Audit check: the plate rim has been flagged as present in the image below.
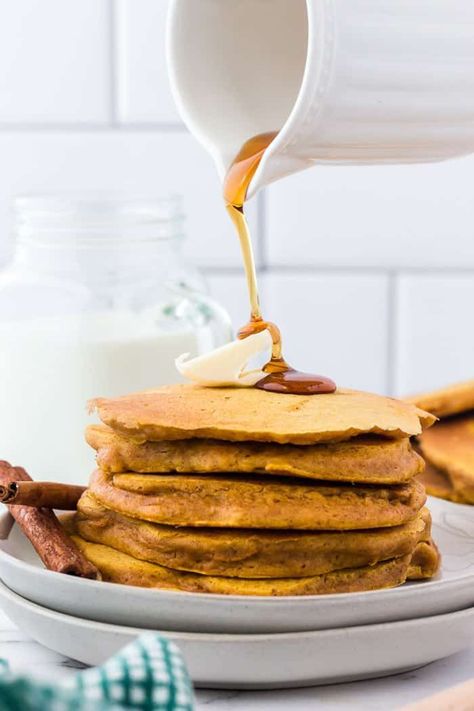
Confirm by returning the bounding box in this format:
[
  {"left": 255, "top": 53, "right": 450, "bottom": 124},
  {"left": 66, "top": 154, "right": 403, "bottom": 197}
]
[{"left": 0, "top": 576, "right": 473, "bottom": 643}]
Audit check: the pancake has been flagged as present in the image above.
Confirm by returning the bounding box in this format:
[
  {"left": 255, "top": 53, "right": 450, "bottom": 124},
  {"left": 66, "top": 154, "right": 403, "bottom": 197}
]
[
  {"left": 86, "top": 425, "right": 424, "bottom": 484},
  {"left": 418, "top": 461, "right": 458, "bottom": 503},
  {"left": 62, "top": 521, "right": 439, "bottom": 595},
  {"left": 417, "top": 414, "right": 474, "bottom": 504},
  {"left": 89, "top": 469, "right": 426, "bottom": 530},
  {"left": 406, "top": 539, "right": 440, "bottom": 580},
  {"left": 75, "top": 491, "right": 430, "bottom": 578},
  {"left": 90, "top": 384, "right": 435, "bottom": 445},
  {"left": 408, "top": 379, "right": 474, "bottom": 419}
]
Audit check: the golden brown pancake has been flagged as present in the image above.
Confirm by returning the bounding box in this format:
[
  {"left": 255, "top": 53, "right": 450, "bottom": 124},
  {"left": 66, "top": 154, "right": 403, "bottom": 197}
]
[
  {"left": 417, "top": 414, "right": 474, "bottom": 504},
  {"left": 408, "top": 379, "right": 474, "bottom": 419},
  {"left": 75, "top": 491, "right": 430, "bottom": 578},
  {"left": 406, "top": 539, "right": 441, "bottom": 580},
  {"left": 90, "top": 384, "right": 434, "bottom": 445},
  {"left": 62, "top": 520, "right": 440, "bottom": 595},
  {"left": 86, "top": 425, "right": 424, "bottom": 484},
  {"left": 418, "top": 461, "right": 458, "bottom": 503},
  {"left": 89, "top": 469, "right": 427, "bottom": 530}
]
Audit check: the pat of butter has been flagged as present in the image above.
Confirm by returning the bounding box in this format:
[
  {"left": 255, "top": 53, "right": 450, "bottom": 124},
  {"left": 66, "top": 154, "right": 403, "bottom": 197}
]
[{"left": 176, "top": 329, "right": 272, "bottom": 387}]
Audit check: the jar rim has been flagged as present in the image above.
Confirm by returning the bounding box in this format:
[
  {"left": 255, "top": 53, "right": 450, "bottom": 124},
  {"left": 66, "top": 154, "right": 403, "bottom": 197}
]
[{"left": 13, "top": 192, "right": 186, "bottom": 247}]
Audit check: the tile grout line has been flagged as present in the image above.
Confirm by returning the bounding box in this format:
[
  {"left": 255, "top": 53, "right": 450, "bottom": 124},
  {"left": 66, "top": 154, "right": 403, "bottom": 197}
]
[
  {"left": 234, "top": 265, "right": 474, "bottom": 276},
  {"left": 200, "top": 265, "right": 474, "bottom": 276},
  {"left": 108, "top": 0, "right": 118, "bottom": 126},
  {"left": 0, "top": 122, "right": 187, "bottom": 132},
  {"left": 256, "top": 189, "right": 268, "bottom": 271},
  {"left": 386, "top": 270, "right": 398, "bottom": 397}
]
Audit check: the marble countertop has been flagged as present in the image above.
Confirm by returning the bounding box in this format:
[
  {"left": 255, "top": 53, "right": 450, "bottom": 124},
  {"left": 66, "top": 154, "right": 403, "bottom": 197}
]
[{"left": 1, "top": 609, "right": 473, "bottom": 710}]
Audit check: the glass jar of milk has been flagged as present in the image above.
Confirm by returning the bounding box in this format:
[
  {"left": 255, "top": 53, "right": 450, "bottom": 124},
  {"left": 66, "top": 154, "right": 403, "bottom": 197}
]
[{"left": 0, "top": 194, "right": 231, "bottom": 483}]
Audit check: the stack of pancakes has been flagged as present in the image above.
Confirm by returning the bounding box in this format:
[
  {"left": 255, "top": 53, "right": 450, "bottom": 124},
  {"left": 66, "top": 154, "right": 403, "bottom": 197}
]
[
  {"left": 409, "top": 379, "right": 474, "bottom": 504},
  {"left": 65, "top": 385, "right": 441, "bottom": 595}
]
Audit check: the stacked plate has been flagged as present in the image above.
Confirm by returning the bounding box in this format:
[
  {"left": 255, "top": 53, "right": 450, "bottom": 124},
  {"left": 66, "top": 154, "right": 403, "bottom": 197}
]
[{"left": 0, "top": 496, "right": 473, "bottom": 689}]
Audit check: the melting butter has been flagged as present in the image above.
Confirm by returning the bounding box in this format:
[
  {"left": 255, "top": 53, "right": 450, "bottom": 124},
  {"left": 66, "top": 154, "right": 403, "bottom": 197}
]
[{"left": 175, "top": 330, "right": 272, "bottom": 387}]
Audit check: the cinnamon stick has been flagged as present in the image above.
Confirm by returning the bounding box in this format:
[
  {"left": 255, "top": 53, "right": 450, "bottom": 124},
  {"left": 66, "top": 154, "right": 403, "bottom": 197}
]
[
  {"left": 0, "top": 461, "right": 99, "bottom": 579},
  {"left": 0, "top": 481, "right": 86, "bottom": 509}
]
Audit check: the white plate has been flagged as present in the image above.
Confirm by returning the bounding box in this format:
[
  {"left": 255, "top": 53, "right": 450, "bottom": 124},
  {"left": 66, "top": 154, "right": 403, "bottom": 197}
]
[
  {"left": 0, "top": 579, "right": 473, "bottom": 690},
  {"left": 0, "top": 497, "right": 473, "bottom": 634}
]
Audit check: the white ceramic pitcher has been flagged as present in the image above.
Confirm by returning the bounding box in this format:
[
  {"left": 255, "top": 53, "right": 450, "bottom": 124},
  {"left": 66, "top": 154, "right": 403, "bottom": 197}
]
[{"left": 167, "top": 0, "right": 474, "bottom": 199}]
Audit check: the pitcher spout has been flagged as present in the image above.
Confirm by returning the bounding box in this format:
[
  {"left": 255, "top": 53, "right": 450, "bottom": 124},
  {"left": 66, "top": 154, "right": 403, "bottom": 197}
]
[{"left": 168, "top": 0, "right": 474, "bottom": 198}]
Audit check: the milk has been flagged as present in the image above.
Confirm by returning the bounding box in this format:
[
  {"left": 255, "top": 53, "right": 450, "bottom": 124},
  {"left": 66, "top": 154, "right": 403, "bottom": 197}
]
[{"left": 0, "top": 311, "right": 210, "bottom": 483}]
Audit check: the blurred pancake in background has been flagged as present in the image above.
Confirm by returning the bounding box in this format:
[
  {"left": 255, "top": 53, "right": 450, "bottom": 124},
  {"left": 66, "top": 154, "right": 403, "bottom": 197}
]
[
  {"left": 408, "top": 378, "right": 474, "bottom": 419},
  {"left": 409, "top": 380, "right": 474, "bottom": 505}
]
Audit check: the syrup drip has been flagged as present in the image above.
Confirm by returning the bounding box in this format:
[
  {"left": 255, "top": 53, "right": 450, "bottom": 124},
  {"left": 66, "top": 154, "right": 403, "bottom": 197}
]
[{"left": 224, "top": 132, "right": 336, "bottom": 395}]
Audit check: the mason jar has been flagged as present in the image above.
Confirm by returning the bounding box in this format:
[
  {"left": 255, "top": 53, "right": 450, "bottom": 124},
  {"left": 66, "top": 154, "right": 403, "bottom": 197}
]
[{"left": 0, "top": 194, "right": 231, "bottom": 483}]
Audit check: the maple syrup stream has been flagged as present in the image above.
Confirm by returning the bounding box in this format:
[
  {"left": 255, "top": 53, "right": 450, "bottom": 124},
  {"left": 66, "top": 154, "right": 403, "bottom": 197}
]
[{"left": 224, "top": 132, "right": 336, "bottom": 395}]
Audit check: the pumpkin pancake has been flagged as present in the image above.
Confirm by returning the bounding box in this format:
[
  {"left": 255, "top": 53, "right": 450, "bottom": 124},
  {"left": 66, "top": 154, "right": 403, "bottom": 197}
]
[
  {"left": 407, "top": 539, "right": 441, "bottom": 580},
  {"left": 86, "top": 425, "right": 424, "bottom": 484},
  {"left": 417, "top": 414, "right": 474, "bottom": 504},
  {"left": 418, "top": 461, "right": 458, "bottom": 503},
  {"left": 61, "top": 520, "right": 439, "bottom": 595},
  {"left": 89, "top": 469, "right": 426, "bottom": 530},
  {"left": 75, "top": 491, "right": 430, "bottom": 578},
  {"left": 90, "top": 384, "right": 434, "bottom": 445},
  {"left": 408, "top": 379, "right": 474, "bottom": 419}
]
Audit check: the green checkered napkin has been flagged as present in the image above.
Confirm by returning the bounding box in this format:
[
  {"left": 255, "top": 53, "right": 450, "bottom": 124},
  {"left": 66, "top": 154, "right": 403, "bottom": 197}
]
[{"left": 0, "top": 633, "right": 194, "bottom": 711}]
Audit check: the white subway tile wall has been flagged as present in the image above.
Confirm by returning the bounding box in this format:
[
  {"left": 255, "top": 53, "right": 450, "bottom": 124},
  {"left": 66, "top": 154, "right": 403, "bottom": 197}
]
[
  {"left": 394, "top": 274, "right": 474, "bottom": 397},
  {"left": 0, "top": 0, "right": 471, "bottom": 396},
  {"left": 115, "top": 0, "right": 180, "bottom": 124},
  {"left": 266, "top": 158, "right": 474, "bottom": 270},
  {"left": 0, "top": 0, "right": 111, "bottom": 124},
  {"left": 263, "top": 273, "right": 390, "bottom": 395}
]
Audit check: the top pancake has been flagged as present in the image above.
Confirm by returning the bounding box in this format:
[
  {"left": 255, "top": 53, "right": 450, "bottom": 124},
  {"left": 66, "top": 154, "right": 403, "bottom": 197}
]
[
  {"left": 408, "top": 379, "right": 474, "bottom": 419},
  {"left": 91, "top": 384, "right": 434, "bottom": 445}
]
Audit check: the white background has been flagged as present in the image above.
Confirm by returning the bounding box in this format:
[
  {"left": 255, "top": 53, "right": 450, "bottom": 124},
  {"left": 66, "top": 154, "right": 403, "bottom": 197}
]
[{"left": 0, "top": 0, "right": 473, "bottom": 397}]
